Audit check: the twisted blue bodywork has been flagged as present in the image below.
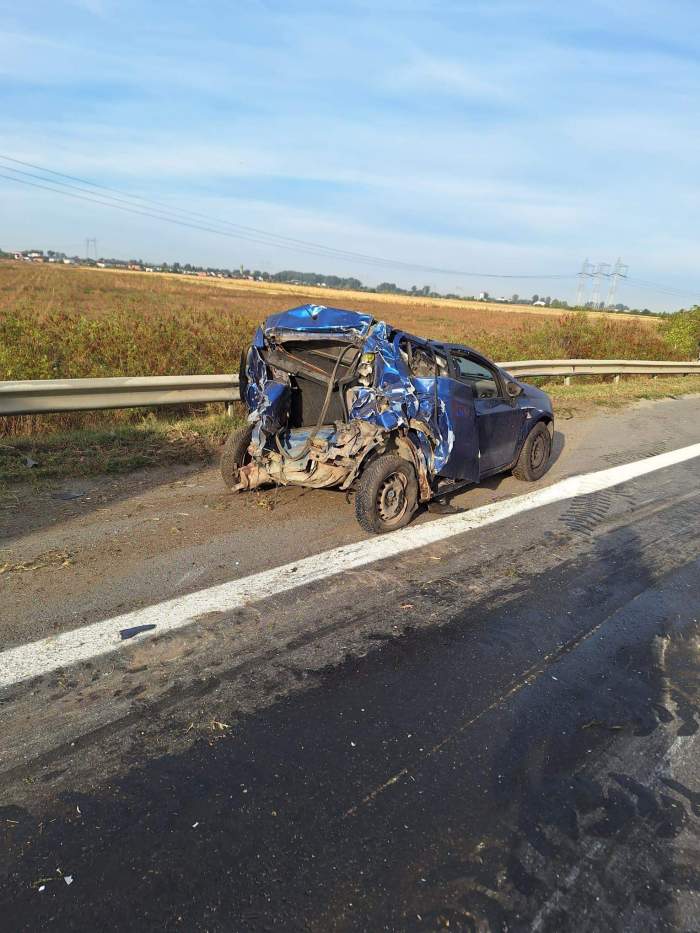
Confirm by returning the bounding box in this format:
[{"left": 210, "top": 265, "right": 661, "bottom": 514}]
[{"left": 237, "top": 304, "right": 553, "bottom": 497}]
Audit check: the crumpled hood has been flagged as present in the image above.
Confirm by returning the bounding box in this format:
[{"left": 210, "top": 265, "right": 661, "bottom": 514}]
[{"left": 262, "top": 304, "right": 375, "bottom": 342}]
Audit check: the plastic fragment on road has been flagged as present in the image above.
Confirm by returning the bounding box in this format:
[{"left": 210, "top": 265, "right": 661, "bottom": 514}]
[{"left": 119, "top": 623, "right": 157, "bottom": 640}]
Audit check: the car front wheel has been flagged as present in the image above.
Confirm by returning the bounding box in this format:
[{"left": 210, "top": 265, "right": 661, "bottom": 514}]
[
  {"left": 512, "top": 421, "right": 552, "bottom": 481},
  {"left": 355, "top": 454, "right": 419, "bottom": 534}
]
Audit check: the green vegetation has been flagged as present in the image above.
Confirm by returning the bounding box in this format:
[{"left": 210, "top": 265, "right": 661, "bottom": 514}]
[
  {"left": 0, "top": 411, "right": 241, "bottom": 490},
  {"left": 660, "top": 306, "right": 700, "bottom": 358}
]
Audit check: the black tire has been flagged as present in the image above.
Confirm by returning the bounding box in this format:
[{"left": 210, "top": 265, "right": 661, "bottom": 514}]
[
  {"left": 355, "top": 454, "right": 418, "bottom": 534},
  {"left": 221, "top": 424, "right": 254, "bottom": 488},
  {"left": 512, "top": 421, "right": 552, "bottom": 481}
]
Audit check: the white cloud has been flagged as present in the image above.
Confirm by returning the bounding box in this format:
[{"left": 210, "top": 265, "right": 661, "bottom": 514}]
[{"left": 387, "top": 51, "right": 510, "bottom": 102}]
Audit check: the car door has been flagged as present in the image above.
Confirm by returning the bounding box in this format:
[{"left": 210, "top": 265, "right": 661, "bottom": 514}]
[
  {"left": 449, "top": 348, "right": 525, "bottom": 474},
  {"left": 396, "top": 335, "right": 479, "bottom": 483}
]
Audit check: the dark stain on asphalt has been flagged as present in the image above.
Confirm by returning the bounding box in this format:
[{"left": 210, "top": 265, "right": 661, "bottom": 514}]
[{"left": 1, "top": 525, "right": 699, "bottom": 930}]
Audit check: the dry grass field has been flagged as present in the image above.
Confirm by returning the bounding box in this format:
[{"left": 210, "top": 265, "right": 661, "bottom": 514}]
[
  {"left": 1, "top": 260, "right": 694, "bottom": 486},
  {"left": 0, "top": 259, "right": 657, "bottom": 336},
  {"left": 1, "top": 260, "right": 671, "bottom": 382}
]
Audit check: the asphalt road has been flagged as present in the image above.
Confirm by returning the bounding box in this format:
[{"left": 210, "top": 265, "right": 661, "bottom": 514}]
[{"left": 1, "top": 395, "right": 699, "bottom": 931}]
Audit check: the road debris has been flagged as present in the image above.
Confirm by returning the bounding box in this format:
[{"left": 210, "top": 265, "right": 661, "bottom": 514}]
[
  {"left": 581, "top": 719, "right": 624, "bottom": 731},
  {"left": 119, "top": 624, "right": 157, "bottom": 640},
  {"left": 0, "top": 549, "right": 74, "bottom": 574}
]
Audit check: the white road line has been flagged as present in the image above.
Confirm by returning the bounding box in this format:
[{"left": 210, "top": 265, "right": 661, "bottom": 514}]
[{"left": 2, "top": 443, "right": 700, "bottom": 691}]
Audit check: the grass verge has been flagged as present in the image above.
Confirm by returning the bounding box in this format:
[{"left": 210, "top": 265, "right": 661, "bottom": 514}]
[
  {"left": 543, "top": 374, "right": 700, "bottom": 409},
  {"left": 1, "top": 377, "right": 698, "bottom": 491},
  {"left": 0, "top": 411, "right": 242, "bottom": 491}
]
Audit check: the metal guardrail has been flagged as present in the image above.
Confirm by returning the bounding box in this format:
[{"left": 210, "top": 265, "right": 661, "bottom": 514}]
[
  {"left": 1, "top": 360, "right": 699, "bottom": 416},
  {"left": 0, "top": 375, "right": 240, "bottom": 416},
  {"left": 500, "top": 359, "right": 700, "bottom": 378}
]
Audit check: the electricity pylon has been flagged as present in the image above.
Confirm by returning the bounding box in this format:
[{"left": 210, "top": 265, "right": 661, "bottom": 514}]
[
  {"left": 590, "top": 262, "right": 611, "bottom": 309},
  {"left": 575, "top": 259, "right": 594, "bottom": 307},
  {"left": 606, "top": 258, "right": 629, "bottom": 308}
]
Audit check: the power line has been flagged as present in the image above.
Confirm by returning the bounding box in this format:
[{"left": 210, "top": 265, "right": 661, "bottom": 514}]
[
  {"left": 3, "top": 152, "right": 698, "bottom": 301},
  {"left": 0, "top": 154, "right": 572, "bottom": 281},
  {"left": 0, "top": 164, "right": 406, "bottom": 270},
  {"left": 0, "top": 171, "right": 418, "bottom": 270},
  {"left": 0, "top": 153, "right": 416, "bottom": 268},
  {"left": 626, "top": 277, "right": 698, "bottom": 299}
]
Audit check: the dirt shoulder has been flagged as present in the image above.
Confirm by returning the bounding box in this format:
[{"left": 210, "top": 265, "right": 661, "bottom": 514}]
[{"left": 2, "top": 394, "right": 699, "bottom": 655}]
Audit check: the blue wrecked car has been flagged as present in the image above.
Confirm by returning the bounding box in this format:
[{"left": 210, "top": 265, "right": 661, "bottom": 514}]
[{"left": 221, "top": 304, "right": 554, "bottom": 533}]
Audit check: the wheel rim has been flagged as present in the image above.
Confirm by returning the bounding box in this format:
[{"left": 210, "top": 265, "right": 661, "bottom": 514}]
[
  {"left": 377, "top": 471, "right": 408, "bottom": 524},
  {"left": 530, "top": 432, "right": 549, "bottom": 471}
]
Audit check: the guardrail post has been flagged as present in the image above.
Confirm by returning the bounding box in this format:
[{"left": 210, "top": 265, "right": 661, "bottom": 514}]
[
  {"left": 564, "top": 376, "right": 571, "bottom": 386},
  {"left": 225, "top": 402, "right": 235, "bottom": 417},
  {"left": 613, "top": 374, "right": 620, "bottom": 384}
]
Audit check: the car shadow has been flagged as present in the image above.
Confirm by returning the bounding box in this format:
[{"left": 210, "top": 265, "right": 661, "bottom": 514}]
[
  {"left": 550, "top": 429, "right": 566, "bottom": 467},
  {"left": 414, "top": 428, "right": 567, "bottom": 520}
]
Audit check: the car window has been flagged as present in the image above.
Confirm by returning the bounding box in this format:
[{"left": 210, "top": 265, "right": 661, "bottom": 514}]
[
  {"left": 398, "top": 337, "right": 448, "bottom": 377},
  {"left": 450, "top": 351, "right": 501, "bottom": 398}
]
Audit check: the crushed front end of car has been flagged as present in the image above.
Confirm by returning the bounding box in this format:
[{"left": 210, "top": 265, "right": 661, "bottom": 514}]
[{"left": 229, "top": 304, "right": 454, "bottom": 504}]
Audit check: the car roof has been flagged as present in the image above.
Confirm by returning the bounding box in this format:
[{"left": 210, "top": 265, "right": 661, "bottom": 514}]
[{"left": 435, "top": 340, "right": 484, "bottom": 357}]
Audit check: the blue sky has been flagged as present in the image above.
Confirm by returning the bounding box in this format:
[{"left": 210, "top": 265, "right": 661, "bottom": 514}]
[{"left": 1, "top": 0, "right": 699, "bottom": 309}]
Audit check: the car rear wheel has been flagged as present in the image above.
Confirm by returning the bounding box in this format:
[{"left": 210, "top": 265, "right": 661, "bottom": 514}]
[
  {"left": 221, "top": 424, "right": 254, "bottom": 488},
  {"left": 355, "top": 454, "right": 418, "bottom": 534},
  {"left": 512, "top": 421, "right": 552, "bottom": 481}
]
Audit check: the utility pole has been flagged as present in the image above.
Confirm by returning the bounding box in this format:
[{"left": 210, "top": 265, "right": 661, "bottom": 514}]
[
  {"left": 606, "top": 258, "right": 629, "bottom": 308},
  {"left": 590, "top": 262, "right": 611, "bottom": 309},
  {"left": 84, "top": 237, "right": 97, "bottom": 260},
  {"left": 575, "top": 258, "right": 594, "bottom": 307}
]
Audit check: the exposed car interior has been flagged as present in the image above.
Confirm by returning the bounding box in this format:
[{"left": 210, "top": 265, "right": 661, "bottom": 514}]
[{"left": 263, "top": 339, "right": 361, "bottom": 428}]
